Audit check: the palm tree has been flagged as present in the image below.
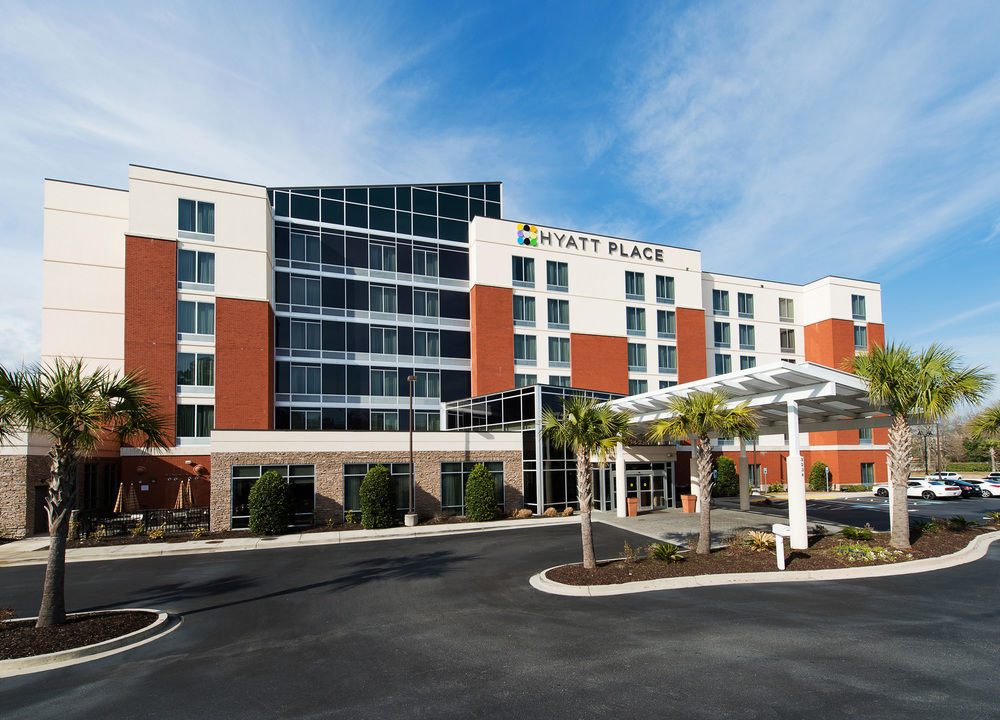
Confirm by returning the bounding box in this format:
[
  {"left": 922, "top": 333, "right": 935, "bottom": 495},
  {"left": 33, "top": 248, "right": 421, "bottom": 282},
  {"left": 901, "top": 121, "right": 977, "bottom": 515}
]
[
  {"left": 541, "top": 396, "right": 632, "bottom": 570},
  {"left": 851, "top": 343, "right": 992, "bottom": 549},
  {"left": 0, "top": 359, "right": 169, "bottom": 627},
  {"left": 969, "top": 403, "right": 1000, "bottom": 472},
  {"left": 647, "top": 390, "right": 758, "bottom": 555}
]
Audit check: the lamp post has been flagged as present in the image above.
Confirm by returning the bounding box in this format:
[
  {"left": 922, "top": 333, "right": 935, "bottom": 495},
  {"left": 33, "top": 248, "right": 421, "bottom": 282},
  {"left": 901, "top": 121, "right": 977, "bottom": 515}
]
[{"left": 405, "top": 374, "right": 418, "bottom": 527}]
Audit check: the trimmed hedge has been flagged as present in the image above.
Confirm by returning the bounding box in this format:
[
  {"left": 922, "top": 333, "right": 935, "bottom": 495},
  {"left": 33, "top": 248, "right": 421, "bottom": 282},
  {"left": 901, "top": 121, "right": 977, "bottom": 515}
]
[
  {"left": 248, "top": 471, "right": 292, "bottom": 535},
  {"left": 946, "top": 462, "right": 990, "bottom": 472},
  {"left": 464, "top": 463, "right": 497, "bottom": 521},
  {"left": 712, "top": 457, "right": 739, "bottom": 497},
  {"left": 360, "top": 464, "right": 396, "bottom": 529},
  {"left": 809, "top": 461, "right": 830, "bottom": 491}
]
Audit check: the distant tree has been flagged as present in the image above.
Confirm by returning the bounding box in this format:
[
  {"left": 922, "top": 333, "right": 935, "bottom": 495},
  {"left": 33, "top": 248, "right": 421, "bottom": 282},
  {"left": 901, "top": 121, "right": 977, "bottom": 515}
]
[
  {"left": 969, "top": 403, "right": 1000, "bottom": 472},
  {"left": 808, "top": 461, "right": 830, "bottom": 491},
  {"left": 712, "top": 457, "right": 739, "bottom": 497}
]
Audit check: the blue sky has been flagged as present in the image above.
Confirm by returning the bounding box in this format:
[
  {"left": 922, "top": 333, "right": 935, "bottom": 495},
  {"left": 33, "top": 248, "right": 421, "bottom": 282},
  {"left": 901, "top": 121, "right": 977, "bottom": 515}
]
[{"left": 1, "top": 0, "right": 999, "bottom": 401}]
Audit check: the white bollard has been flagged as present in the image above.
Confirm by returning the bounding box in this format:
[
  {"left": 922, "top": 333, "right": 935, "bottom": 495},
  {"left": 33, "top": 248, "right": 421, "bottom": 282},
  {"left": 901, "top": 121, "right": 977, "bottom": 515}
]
[{"left": 772, "top": 523, "right": 792, "bottom": 570}]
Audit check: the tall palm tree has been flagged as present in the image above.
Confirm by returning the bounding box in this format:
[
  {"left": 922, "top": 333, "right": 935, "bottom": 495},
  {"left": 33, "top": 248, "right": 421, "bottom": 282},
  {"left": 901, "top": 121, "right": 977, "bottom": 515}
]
[
  {"left": 969, "top": 403, "right": 1000, "bottom": 472},
  {"left": 647, "top": 390, "right": 758, "bottom": 555},
  {"left": 541, "top": 395, "right": 632, "bottom": 570},
  {"left": 851, "top": 343, "right": 992, "bottom": 549},
  {"left": 0, "top": 359, "right": 169, "bottom": 627}
]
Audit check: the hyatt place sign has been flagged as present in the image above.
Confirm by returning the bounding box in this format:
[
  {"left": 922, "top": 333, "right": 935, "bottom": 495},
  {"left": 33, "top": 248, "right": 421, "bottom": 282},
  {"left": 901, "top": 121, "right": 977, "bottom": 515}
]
[{"left": 515, "top": 224, "right": 665, "bottom": 263}]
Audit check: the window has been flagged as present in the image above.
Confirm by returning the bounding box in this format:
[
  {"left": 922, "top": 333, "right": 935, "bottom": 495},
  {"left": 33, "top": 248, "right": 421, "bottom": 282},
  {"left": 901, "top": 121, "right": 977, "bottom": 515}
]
[
  {"left": 290, "top": 320, "right": 321, "bottom": 350},
  {"left": 854, "top": 325, "right": 868, "bottom": 350},
  {"left": 414, "top": 412, "right": 440, "bottom": 431},
  {"left": 514, "top": 334, "right": 537, "bottom": 364},
  {"left": 369, "top": 243, "right": 396, "bottom": 271},
  {"left": 513, "top": 295, "right": 535, "bottom": 327},
  {"left": 627, "top": 343, "right": 647, "bottom": 372},
  {"left": 712, "top": 289, "right": 729, "bottom": 315},
  {"left": 852, "top": 294, "right": 867, "bottom": 320},
  {"left": 626, "top": 307, "right": 646, "bottom": 336},
  {"left": 370, "top": 369, "right": 398, "bottom": 396},
  {"left": 290, "top": 275, "right": 321, "bottom": 307},
  {"left": 715, "top": 353, "right": 732, "bottom": 374},
  {"left": 546, "top": 260, "right": 568, "bottom": 291},
  {"left": 178, "top": 199, "right": 214, "bottom": 236},
  {"left": 739, "top": 324, "right": 755, "bottom": 350},
  {"left": 177, "top": 353, "right": 214, "bottom": 387},
  {"left": 370, "top": 284, "right": 397, "bottom": 313},
  {"left": 414, "top": 330, "right": 439, "bottom": 357},
  {"left": 370, "top": 326, "right": 398, "bottom": 355},
  {"left": 370, "top": 411, "right": 398, "bottom": 431},
  {"left": 658, "top": 345, "right": 677, "bottom": 373},
  {"left": 177, "top": 249, "right": 215, "bottom": 285},
  {"left": 176, "top": 404, "right": 214, "bottom": 438},
  {"left": 779, "top": 297, "right": 795, "bottom": 323},
  {"left": 628, "top": 379, "right": 648, "bottom": 395},
  {"left": 177, "top": 301, "right": 214, "bottom": 336},
  {"left": 780, "top": 328, "right": 796, "bottom": 354},
  {"left": 548, "top": 299, "right": 569, "bottom": 329},
  {"left": 549, "top": 375, "right": 571, "bottom": 387},
  {"left": 344, "top": 463, "right": 410, "bottom": 512},
  {"left": 413, "top": 248, "right": 438, "bottom": 277},
  {"left": 290, "top": 364, "right": 322, "bottom": 394},
  {"left": 713, "top": 322, "right": 731, "bottom": 348},
  {"left": 441, "top": 461, "right": 504, "bottom": 512},
  {"left": 512, "top": 256, "right": 535, "bottom": 287},
  {"left": 231, "top": 464, "right": 316, "bottom": 528},
  {"left": 656, "top": 275, "right": 675, "bottom": 304},
  {"left": 548, "top": 337, "right": 570, "bottom": 366},
  {"left": 625, "top": 271, "right": 644, "bottom": 300},
  {"left": 657, "top": 309, "right": 676, "bottom": 338},
  {"left": 290, "top": 233, "right": 320, "bottom": 263},
  {"left": 860, "top": 463, "right": 875, "bottom": 486},
  {"left": 514, "top": 373, "right": 536, "bottom": 387},
  {"left": 413, "top": 289, "right": 439, "bottom": 317},
  {"left": 859, "top": 427, "right": 873, "bottom": 445},
  {"left": 738, "top": 292, "right": 754, "bottom": 318},
  {"left": 740, "top": 356, "right": 756, "bottom": 370},
  {"left": 415, "top": 371, "right": 440, "bottom": 398},
  {"left": 659, "top": 380, "right": 677, "bottom": 389}
]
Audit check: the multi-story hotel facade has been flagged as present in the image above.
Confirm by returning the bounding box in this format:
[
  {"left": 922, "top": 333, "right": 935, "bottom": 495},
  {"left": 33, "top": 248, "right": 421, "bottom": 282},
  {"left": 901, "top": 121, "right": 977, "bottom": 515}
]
[{"left": 0, "top": 165, "right": 888, "bottom": 537}]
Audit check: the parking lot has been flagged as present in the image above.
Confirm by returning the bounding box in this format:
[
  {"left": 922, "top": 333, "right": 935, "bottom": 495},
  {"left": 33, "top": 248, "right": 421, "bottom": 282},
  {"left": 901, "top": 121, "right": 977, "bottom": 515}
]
[{"left": 747, "top": 495, "right": 1000, "bottom": 531}]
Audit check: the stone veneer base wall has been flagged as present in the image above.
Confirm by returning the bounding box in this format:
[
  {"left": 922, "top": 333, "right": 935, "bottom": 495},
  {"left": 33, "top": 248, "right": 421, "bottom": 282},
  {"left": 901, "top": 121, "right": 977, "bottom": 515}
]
[
  {"left": 210, "top": 450, "right": 524, "bottom": 531},
  {"left": 1, "top": 455, "right": 51, "bottom": 538}
]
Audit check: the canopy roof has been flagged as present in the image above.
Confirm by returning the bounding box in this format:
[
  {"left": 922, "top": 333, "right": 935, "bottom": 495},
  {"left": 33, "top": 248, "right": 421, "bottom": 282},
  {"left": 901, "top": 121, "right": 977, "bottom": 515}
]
[{"left": 610, "top": 361, "right": 894, "bottom": 434}]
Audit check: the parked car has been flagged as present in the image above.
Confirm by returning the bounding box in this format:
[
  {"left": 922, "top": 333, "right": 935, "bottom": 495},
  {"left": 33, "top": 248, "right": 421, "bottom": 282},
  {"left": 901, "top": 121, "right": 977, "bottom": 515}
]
[
  {"left": 984, "top": 472, "right": 1000, "bottom": 481},
  {"left": 927, "top": 471, "right": 964, "bottom": 481},
  {"left": 965, "top": 478, "right": 1000, "bottom": 498},
  {"left": 941, "top": 479, "right": 981, "bottom": 498},
  {"left": 872, "top": 479, "right": 962, "bottom": 500}
]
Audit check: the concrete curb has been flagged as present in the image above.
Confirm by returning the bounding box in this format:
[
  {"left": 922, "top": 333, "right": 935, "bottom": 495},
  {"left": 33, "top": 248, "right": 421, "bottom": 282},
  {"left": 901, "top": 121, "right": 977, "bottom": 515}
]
[
  {"left": 0, "top": 609, "right": 181, "bottom": 677},
  {"left": 0, "top": 516, "right": 580, "bottom": 567},
  {"left": 529, "top": 530, "right": 1000, "bottom": 597}
]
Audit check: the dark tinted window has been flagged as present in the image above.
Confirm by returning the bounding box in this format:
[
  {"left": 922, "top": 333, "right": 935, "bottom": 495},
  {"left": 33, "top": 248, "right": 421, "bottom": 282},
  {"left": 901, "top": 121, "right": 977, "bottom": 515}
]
[
  {"left": 322, "top": 277, "right": 344, "bottom": 308},
  {"left": 346, "top": 236, "right": 368, "bottom": 268},
  {"left": 276, "top": 361, "right": 290, "bottom": 393},
  {"left": 345, "top": 188, "right": 367, "bottom": 204},
  {"left": 346, "top": 279, "right": 369, "bottom": 310},
  {"left": 395, "top": 240, "right": 412, "bottom": 274},
  {"left": 321, "top": 233, "right": 345, "bottom": 265},
  {"left": 347, "top": 366, "right": 369, "bottom": 395},
  {"left": 395, "top": 186, "right": 411, "bottom": 210},
  {"left": 397, "top": 326, "right": 413, "bottom": 355},
  {"left": 441, "top": 330, "right": 470, "bottom": 358},
  {"left": 469, "top": 184, "right": 485, "bottom": 199},
  {"left": 369, "top": 206, "right": 395, "bottom": 233},
  {"left": 275, "top": 272, "right": 290, "bottom": 303},
  {"left": 485, "top": 202, "right": 501, "bottom": 219},
  {"left": 275, "top": 406, "right": 290, "bottom": 429},
  {"left": 291, "top": 194, "right": 319, "bottom": 222},
  {"left": 275, "top": 225, "right": 290, "bottom": 258},
  {"left": 438, "top": 193, "right": 468, "bottom": 221},
  {"left": 412, "top": 214, "right": 436, "bottom": 239},
  {"left": 321, "top": 188, "right": 343, "bottom": 200},
  {"left": 469, "top": 199, "right": 485, "bottom": 219},
  {"left": 438, "top": 218, "right": 467, "bottom": 243},
  {"left": 439, "top": 249, "right": 469, "bottom": 279},
  {"left": 485, "top": 184, "right": 501, "bottom": 202},
  {"left": 274, "top": 191, "right": 289, "bottom": 217},
  {"left": 346, "top": 323, "right": 369, "bottom": 352},
  {"left": 396, "top": 285, "right": 412, "bottom": 315},
  {"left": 323, "top": 364, "right": 346, "bottom": 395},
  {"left": 440, "top": 184, "right": 468, "bottom": 196},
  {"left": 440, "top": 290, "right": 470, "bottom": 319},
  {"left": 347, "top": 408, "right": 369, "bottom": 430},
  {"left": 321, "top": 199, "right": 344, "bottom": 225},
  {"left": 369, "top": 187, "right": 395, "bottom": 208},
  {"left": 345, "top": 203, "right": 367, "bottom": 229},
  {"left": 322, "top": 407, "right": 346, "bottom": 430},
  {"left": 441, "top": 370, "right": 471, "bottom": 401},
  {"left": 322, "top": 321, "right": 345, "bottom": 351},
  {"left": 413, "top": 188, "right": 436, "bottom": 215},
  {"left": 275, "top": 316, "right": 290, "bottom": 347},
  {"left": 396, "top": 212, "right": 412, "bottom": 235}
]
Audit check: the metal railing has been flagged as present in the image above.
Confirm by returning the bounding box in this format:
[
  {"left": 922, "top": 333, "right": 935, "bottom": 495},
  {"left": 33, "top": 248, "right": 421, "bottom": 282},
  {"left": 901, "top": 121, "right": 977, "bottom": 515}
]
[{"left": 76, "top": 507, "right": 210, "bottom": 538}]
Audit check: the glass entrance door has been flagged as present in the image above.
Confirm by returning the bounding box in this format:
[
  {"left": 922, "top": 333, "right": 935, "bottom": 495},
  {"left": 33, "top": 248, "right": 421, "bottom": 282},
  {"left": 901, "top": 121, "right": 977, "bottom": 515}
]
[{"left": 626, "top": 471, "right": 656, "bottom": 510}]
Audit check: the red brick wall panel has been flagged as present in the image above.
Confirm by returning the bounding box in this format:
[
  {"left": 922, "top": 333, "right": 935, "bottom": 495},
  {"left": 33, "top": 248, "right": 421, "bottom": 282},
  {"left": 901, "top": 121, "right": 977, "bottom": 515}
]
[
  {"left": 470, "top": 285, "right": 515, "bottom": 395},
  {"left": 215, "top": 298, "right": 273, "bottom": 429},
  {"left": 570, "top": 334, "right": 628, "bottom": 393},
  {"left": 867, "top": 322, "right": 885, "bottom": 349},
  {"left": 120, "top": 455, "right": 212, "bottom": 508},
  {"left": 676, "top": 308, "right": 707, "bottom": 383}
]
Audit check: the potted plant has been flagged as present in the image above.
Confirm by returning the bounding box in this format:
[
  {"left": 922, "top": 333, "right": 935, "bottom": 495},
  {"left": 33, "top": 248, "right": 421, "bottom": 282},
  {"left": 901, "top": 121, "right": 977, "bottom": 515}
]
[{"left": 680, "top": 494, "right": 697, "bottom": 513}]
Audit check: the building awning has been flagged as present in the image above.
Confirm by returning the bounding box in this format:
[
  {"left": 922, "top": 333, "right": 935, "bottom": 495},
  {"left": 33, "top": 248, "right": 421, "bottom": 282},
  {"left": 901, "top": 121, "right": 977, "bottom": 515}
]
[{"left": 610, "top": 361, "right": 895, "bottom": 434}]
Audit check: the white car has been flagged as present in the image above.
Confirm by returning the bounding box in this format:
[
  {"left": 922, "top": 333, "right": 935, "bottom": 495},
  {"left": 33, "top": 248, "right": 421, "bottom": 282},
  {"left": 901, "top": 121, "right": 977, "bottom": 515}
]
[
  {"left": 927, "top": 471, "right": 963, "bottom": 481},
  {"left": 965, "top": 479, "right": 1000, "bottom": 498},
  {"left": 872, "top": 479, "right": 962, "bottom": 500}
]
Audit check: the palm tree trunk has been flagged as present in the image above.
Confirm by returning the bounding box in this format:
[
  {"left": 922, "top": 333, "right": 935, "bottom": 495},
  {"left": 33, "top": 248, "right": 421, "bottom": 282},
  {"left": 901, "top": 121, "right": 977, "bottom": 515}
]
[
  {"left": 37, "top": 446, "right": 77, "bottom": 627},
  {"left": 696, "top": 435, "right": 714, "bottom": 555},
  {"left": 887, "top": 414, "right": 913, "bottom": 550},
  {"left": 576, "top": 448, "right": 596, "bottom": 569},
  {"left": 990, "top": 445, "right": 997, "bottom": 473}
]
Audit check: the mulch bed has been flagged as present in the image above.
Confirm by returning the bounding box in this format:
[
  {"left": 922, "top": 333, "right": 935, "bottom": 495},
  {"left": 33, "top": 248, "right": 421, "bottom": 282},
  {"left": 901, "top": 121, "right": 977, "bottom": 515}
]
[
  {"left": 547, "top": 525, "right": 999, "bottom": 586},
  {"left": 0, "top": 611, "right": 157, "bottom": 660}
]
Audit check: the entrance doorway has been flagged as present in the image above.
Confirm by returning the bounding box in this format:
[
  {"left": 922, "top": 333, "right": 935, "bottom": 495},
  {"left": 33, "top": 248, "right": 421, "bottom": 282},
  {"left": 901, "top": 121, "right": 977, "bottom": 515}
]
[{"left": 33, "top": 486, "right": 48, "bottom": 535}]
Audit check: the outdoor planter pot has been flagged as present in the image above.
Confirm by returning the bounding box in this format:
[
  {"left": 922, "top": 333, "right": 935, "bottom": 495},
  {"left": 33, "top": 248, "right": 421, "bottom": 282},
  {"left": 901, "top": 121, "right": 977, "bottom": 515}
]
[
  {"left": 626, "top": 497, "right": 639, "bottom": 517},
  {"left": 680, "top": 494, "right": 697, "bottom": 513}
]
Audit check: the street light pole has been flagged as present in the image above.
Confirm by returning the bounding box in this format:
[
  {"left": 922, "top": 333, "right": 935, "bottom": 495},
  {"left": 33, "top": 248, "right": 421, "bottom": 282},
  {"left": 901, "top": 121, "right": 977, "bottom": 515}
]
[{"left": 405, "top": 374, "right": 418, "bottom": 526}]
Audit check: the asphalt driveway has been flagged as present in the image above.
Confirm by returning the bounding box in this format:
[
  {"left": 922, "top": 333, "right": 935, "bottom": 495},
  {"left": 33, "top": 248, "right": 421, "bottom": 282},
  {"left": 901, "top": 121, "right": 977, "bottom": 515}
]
[{"left": 1, "top": 523, "right": 998, "bottom": 719}]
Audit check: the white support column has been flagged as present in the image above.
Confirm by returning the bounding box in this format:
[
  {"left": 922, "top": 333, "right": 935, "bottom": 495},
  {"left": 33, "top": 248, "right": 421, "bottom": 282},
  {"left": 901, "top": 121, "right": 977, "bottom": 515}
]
[
  {"left": 786, "top": 400, "right": 808, "bottom": 549},
  {"left": 738, "top": 438, "right": 751, "bottom": 512},
  {"left": 615, "top": 441, "right": 627, "bottom": 518}
]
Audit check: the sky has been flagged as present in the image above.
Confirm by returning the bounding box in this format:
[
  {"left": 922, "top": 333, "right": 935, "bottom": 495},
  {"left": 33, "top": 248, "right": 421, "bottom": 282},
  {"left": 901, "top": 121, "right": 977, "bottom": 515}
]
[{"left": 1, "top": 0, "right": 999, "bottom": 403}]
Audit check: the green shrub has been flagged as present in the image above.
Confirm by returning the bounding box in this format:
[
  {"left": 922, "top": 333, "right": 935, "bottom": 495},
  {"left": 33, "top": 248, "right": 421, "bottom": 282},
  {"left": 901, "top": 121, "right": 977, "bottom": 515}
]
[
  {"left": 840, "top": 484, "right": 869, "bottom": 492},
  {"left": 647, "top": 542, "right": 683, "bottom": 562},
  {"left": 712, "top": 457, "right": 739, "bottom": 497},
  {"left": 945, "top": 462, "right": 990, "bottom": 472},
  {"left": 344, "top": 510, "right": 360, "bottom": 525},
  {"left": 248, "top": 471, "right": 292, "bottom": 535},
  {"left": 945, "top": 515, "right": 978, "bottom": 531},
  {"left": 464, "top": 463, "right": 497, "bottom": 521},
  {"left": 840, "top": 525, "right": 874, "bottom": 541},
  {"left": 911, "top": 519, "right": 940, "bottom": 534},
  {"left": 808, "top": 461, "right": 830, "bottom": 491},
  {"left": 986, "top": 511, "right": 1000, "bottom": 526},
  {"left": 834, "top": 542, "right": 912, "bottom": 563},
  {"left": 360, "top": 464, "right": 396, "bottom": 529},
  {"left": 766, "top": 483, "right": 785, "bottom": 493},
  {"left": 745, "top": 530, "right": 776, "bottom": 551}
]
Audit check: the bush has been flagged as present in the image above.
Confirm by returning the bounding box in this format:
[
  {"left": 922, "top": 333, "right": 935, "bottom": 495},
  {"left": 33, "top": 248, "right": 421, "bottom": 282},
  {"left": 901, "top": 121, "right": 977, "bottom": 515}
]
[
  {"left": 986, "top": 511, "right": 1000, "bottom": 526},
  {"left": 945, "top": 515, "right": 978, "bottom": 531},
  {"left": 809, "top": 461, "right": 830, "bottom": 491},
  {"left": 647, "top": 542, "right": 683, "bottom": 562},
  {"left": 911, "top": 519, "right": 940, "bottom": 534},
  {"left": 561, "top": 507, "right": 575, "bottom": 517},
  {"left": 766, "top": 483, "right": 785, "bottom": 493},
  {"left": 543, "top": 507, "right": 559, "bottom": 517},
  {"left": 712, "top": 457, "right": 739, "bottom": 497},
  {"left": 946, "top": 462, "right": 990, "bottom": 472},
  {"left": 513, "top": 508, "right": 533, "bottom": 519},
  {"left": 840, "top": 525, "right": 875, "bottom": 541},
  {"left": 359, "top": 464, "right": 396, "bottom": 529},
  {"left": 464, "top": 463, "right": 497, "bottom": 521},
  {"left": 840, "top": 484, "right": 869, "bottom": 492},
  {"left": 248, "top": 471, "right": 292, "bottom": 535}
]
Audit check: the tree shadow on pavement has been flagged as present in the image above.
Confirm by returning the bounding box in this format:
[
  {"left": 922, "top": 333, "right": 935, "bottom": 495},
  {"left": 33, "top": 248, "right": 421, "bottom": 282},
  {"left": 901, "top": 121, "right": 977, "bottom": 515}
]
[{"left": 80, "top": 574, "right": 259, "bottom": 612}]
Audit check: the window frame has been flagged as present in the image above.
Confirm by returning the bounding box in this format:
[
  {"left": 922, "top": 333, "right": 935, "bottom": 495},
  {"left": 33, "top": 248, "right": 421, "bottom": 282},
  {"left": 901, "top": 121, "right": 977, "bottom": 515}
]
[
  {"left": 626, "top": 307, "right": 646, "bottom": 337},
  {"left": 512, "top": 256, "right": 535, "bottom": 287},
  {"left": 546, "top": 260, "right": 569, "bottom": 292},
  {"left": 737, "top": 292, "right": 754, "bottom": 319},
  {"left": 712, "top": 289, "right": 730, "bottom": 316},
  {"left": 625, "top": 271, "right": 645, "bottom": 300},
  {"left": 655, "top": 275, "right": 675, "bottom": 304}
]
